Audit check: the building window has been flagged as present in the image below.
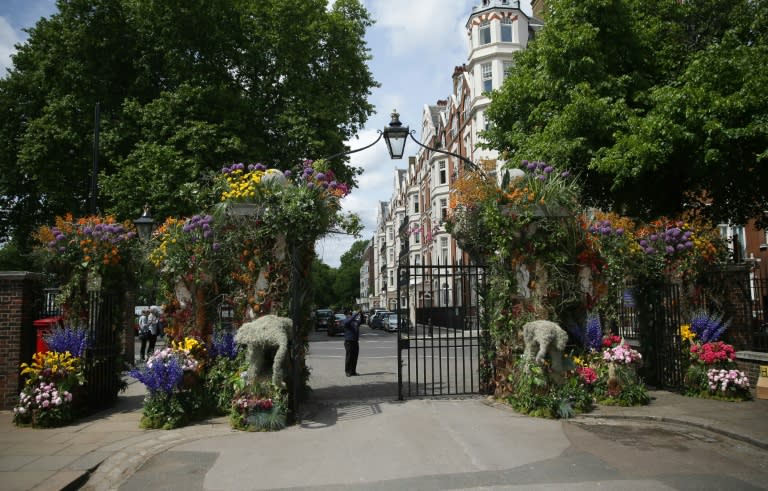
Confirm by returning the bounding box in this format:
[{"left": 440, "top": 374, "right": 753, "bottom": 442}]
[
  {"left": 501, "top": 18, "right": 513, "bottom": 42},
  {"left": 463, "top": 94, "right": 471, "bottom": 120},
  {"left": 503, "top": 61, "right": 513, "bottom": 80},
  {"left": 440, "top": 236, "right": 449, "bottom": 264},
  {"left": 438, "top": 161, "right": 447, "bottom": 185},
  {"left": 389, "top": 270, "right": 393, "bottom": 286},
  {"left": 389, "top": 249, "right": 393, "bottom": 263},
  {"left": 479, "top": 21, "right": 491, "bottom": 45},
  {"left": 388, "top": 227, "right": 393, "bottom": 241},
  {"left": 451, "top": 113, "right": 458, "bottom": 139},
  {"left": 481, "top": 62, "right": 493, "bottom": 92},
  {"left": 440, "top": 198, "right": 448, "bottom": 220},
  {"left": 415, "top": 231, "right": 420, "bottom": 244},
  {"left": 412, "top": 194, "right": 419, "bottom": 213}
]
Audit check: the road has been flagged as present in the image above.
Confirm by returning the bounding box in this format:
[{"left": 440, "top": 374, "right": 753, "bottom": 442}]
[{"left": 115, "top": 325, "right": 768, "bottom": 490}]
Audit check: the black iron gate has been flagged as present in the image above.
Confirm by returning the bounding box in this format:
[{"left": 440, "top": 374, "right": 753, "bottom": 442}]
[
  {"left": 82, "top": 290, "right": 123, "bottom": 410},
  {"left": 396, "top": 260, "right": 488, "bottom": 399}
]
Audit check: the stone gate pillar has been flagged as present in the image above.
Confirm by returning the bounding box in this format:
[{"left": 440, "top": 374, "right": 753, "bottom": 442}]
[{"left": 0, "top": 272, "right": 44, "bottom": 409}]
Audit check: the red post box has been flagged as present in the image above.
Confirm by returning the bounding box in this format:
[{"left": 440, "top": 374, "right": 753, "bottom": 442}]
[{"left": 33, "top": 316, "right": 63, "bottom": 353}]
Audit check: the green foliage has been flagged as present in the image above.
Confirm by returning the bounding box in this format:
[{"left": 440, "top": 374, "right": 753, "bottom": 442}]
[
  {"left": 204, "top": 354, "right": 246, "bottom": 415},
  {"left": 484, "top": 0, "right": 768, "bottom": 227},
  {"left": 505, "top": 358, "right": 593, "bottom": 419},
  {"left": 0, "top": 0, "right": 377, "bottom": 249},
  {"left": 139, "top": 391, "right": 193, "bottom": 430}
]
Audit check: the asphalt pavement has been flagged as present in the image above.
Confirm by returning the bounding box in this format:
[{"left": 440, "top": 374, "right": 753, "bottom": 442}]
[{"left": 1, "top": 326, "right": 767, "bottom": 491}]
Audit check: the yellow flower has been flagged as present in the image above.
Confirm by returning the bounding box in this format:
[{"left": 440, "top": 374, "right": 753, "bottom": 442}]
[{"left": 680, "top": 324, "right": 695, "bottom": 342}]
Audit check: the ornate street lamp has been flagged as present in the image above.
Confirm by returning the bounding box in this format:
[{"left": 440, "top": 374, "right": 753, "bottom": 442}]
[
  {"left": 133, "top": 205, "right": 155, "bottom": 242},
  {"left": 326, "top": 110, "right": 487, "bottom": 179}
]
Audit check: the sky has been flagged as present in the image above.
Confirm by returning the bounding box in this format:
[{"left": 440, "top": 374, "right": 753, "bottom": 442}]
[{"left": 0, "top": 0, "right": 532, "bottom": 267}]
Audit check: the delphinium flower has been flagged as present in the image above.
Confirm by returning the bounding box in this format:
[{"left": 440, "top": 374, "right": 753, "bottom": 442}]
[
  {"left": 585, "top": 314, "right": 603, "bottom": 351},
  {"left": 689, "top": 310, "right": 729, "bottom": 343},
  {"left": 44, "top": 325, "right": 90, "bottom": 357},
  {"left": 209, "top": 330, "right": 239, "bottom": 360},
  {"left": 129, "top": 354, "right": 184, "bottom": 395}
]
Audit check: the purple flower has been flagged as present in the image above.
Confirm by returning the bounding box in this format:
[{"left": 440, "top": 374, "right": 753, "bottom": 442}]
[
  {"left": 254, "top": 163, "right": 266, "bottom": 171},
  {"left": 316, "top": 172, "right": 327, "bottom": 181},
  {"left": 666, "top": 246, "right": 675, "bottom": 254},
  {"left": 560, "top": 170, "right": 571, "bottom": 177},
  {"left": 649, "top": 234, "right": 658, "bottom": 241},
  {"left": 639, "top": 239, "right": 648, "bottom": 247},
  {"left": 212, "top": 243, "right": 221, "bottom": 251},
  {"left": 284, "top": 170, "right": 292, "bottom": 178},
  {"left": 525, "top": 161, "right": 536, "bottom": 170},
  {"left": 685, "top": 241, "right": 694, "bottom": 249},
  {"left": 645, "top": 247, "right": 656, "bottom": 254},
  {"left": 536, "top": 175, "right": 547, "bottom": 181},
  {"left": 615, "top": 228, "right": 624, "bottom": 235},
  {"left": 544, "top": 166, "right": 553, "bottom": 174}
]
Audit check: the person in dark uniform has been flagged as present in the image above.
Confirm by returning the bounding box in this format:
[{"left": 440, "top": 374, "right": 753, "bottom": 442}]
[{"left": 343, "top": 310, "right": 362, "bottom": 376}]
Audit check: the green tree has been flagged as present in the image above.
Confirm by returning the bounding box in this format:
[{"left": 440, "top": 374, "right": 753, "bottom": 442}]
[
  {"left": 0, "top": 0, "right": 377, "bottom": 253},
  {"left": 484, "top": 0, "right": 768, "bottom": 226},
  {"left": 333, "top": 239, "right": 369, "bottom": 308},
  {"left": 310, "top": 258, "right": 336, "bottom": 309}
]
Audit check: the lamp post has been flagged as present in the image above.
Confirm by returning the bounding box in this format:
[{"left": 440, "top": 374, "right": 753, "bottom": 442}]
[
  {"left": 133, "top": 205, "right": 155, "bottom": 243},
  {"left": 325, "top": 110, "right": 487, "bottom": 179}
]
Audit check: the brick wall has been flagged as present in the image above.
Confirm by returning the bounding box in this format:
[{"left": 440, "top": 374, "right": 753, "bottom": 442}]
[
  {"left": 736, "top": 351, "right": 768, "bottom": 398},
  {"left": 0, "top": 272, "right": 44, "bottom": 410}
]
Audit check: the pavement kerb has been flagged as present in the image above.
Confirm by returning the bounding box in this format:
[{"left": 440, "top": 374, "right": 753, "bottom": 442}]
[
  {"left": 77, "top": 416, "right": 233, "bottom": 491},
  {"left": 571, "top": 412, "right": 768, "bottom": 451},
  {"left": 480, "top": 396, "right": 768, "bottom": 452}
]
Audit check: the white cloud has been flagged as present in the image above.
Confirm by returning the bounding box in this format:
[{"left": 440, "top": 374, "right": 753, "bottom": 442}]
[
  {"left": 0, "top": 16, "right": 20, "bottom": 76},
  {"left": 367, "top": 0, "right": 469, "bottom": 59}
]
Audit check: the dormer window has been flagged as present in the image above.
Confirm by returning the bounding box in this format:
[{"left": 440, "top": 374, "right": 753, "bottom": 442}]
[{"left": 479, "top": 21, "right": 491, "bottom": 45}]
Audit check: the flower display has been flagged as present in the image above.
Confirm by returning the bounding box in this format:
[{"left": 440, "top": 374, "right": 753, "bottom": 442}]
[
  {"left": 689, "top": 310, "right": 729, "bottom": 343},
  {"left": 12, "top": 381, "right": 74, "bottom": 427},
  {"left": 679, "top": 324, "right": 696, "bottom": 343},
  {"left": 36, "top": 213, "right": 136, "bottom": 269},
  {"left": 130, "top": 337, "right": 206, "bottom": 396},
  {"left": 601, "top": 335, "right": 623, "bottom": 349},
  {"left": 603, "top": 343, "right": 642, "bottom": 365},
  {"left": 230, "top": 377, "right": 287, "bottom": 432},
  {"left": 34, "top": 213, "right": 140, "bottom": 320},
  {"left": 43, "top": 325, "right": 90, "bottom": 357},
  {"left": 14, "top": 351, "right": 85, "bottom": 427},
  {"left": 690, "top": 341, "right": 736, "bottom": 365},
  {"left": 576, "top": 367, "right": 598, "bottom": 385},
  {"left": 707, "top": 368, "right": 750, "bottom": 394},
  {"left": 20, "top": 351, "right": 84, "bottom": 388},
  {"left": 585, "top": 314, "right": 603, "bottom": 351},
  {"left": 209, "top": 330, "right": 239, "bottom": 360}
]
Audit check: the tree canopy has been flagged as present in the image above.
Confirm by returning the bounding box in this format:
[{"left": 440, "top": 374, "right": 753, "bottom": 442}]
[
  {"left": 484, "top": 0, "right": 768, "bottom": 226},
  {"left": 0, "top": 0, "right": 378, "bottom": 253}
]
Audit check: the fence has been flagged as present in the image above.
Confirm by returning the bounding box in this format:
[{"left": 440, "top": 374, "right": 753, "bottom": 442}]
[{"left": 612, "top": 266, "right": 767, "bottom": 389}]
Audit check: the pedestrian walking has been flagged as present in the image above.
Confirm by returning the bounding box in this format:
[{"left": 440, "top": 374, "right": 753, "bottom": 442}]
[
  {"left": 147, "top": 307, "right": 161, "bottom": 356},
  {"left": 138, "top": 308, "right": 151, "bottom": 361},
  {"left": 343, "top": 310, "right": 362, "bottom": 376}
]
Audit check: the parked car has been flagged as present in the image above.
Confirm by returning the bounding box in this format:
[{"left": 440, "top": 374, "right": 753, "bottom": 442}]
[
  {"left": 314, "top": 309, "right": 334, "bottom": 331},
  {"left": 369, "top": 311, "right": 392, "bottom": 330},
  {"left": 384, "top": 313, "right": 409, "bottom": 332},
  {"left": 328, "top": 313, "right": 347, "bottom": 336}
]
